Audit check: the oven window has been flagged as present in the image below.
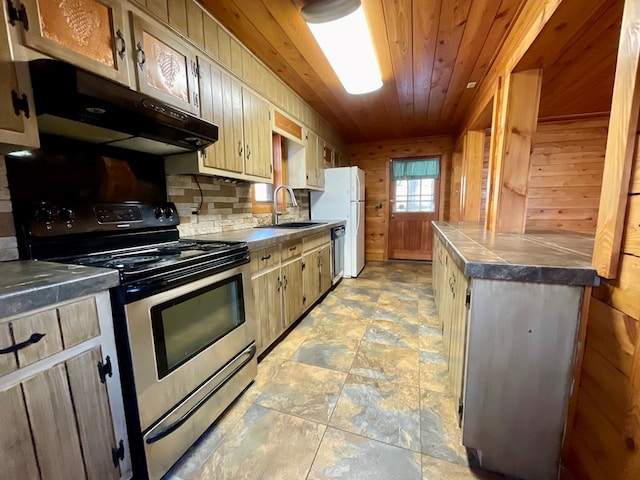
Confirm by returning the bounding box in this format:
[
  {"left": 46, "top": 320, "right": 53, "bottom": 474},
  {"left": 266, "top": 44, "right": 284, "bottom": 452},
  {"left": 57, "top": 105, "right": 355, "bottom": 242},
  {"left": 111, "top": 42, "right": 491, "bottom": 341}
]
[{"left": 151, "top": 274, "right": 245, "bottom": 379}]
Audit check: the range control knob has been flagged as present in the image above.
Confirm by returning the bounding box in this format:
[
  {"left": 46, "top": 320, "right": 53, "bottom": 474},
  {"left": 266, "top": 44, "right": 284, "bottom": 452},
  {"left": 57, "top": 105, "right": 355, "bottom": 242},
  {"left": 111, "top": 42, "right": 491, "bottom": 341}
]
[
  {"left": 35, "top": 207, "right": 53, "bottom": 223},
  {"left": 164, "top": 206, "right": 174, "bottom": 219},
  {"left": 59, "top": 208, "right": 76, "bottom": 223},
  {"left": 154, "top": 206, "right": 166, "bottom": 219}
]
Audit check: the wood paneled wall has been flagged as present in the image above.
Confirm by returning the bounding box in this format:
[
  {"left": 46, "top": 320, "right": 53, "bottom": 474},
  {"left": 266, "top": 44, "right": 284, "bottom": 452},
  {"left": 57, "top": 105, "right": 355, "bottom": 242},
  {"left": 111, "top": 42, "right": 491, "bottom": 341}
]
[
  {"left": 349, "top": 136, "right": 454, "bottom": 261},
  {"left": 562, "top": 120, "right": 640, "bottom": 480},
  {"left": 526, "top": 118, "right": 608, "bottom": 234}
]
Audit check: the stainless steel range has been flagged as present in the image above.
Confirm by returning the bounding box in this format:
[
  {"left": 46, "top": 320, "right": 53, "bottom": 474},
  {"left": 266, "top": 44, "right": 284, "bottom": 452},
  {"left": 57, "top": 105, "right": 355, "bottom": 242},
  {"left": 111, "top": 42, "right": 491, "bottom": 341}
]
[{"left": 6, "top": 140, "right": 256, "bottom": 480}]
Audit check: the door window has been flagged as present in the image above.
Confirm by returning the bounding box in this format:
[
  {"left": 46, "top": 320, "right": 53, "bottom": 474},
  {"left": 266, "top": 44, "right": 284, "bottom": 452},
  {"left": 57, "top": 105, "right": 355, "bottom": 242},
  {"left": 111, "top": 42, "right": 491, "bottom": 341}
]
[{"left": 391, "top": 158, "right": 440, "bottom": 213}]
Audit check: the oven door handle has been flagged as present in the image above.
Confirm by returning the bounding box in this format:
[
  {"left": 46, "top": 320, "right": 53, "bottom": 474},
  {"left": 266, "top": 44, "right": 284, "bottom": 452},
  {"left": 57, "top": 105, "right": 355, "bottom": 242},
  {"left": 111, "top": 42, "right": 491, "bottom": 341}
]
[{"left": 144, "top": 343, "right": 256, "bottom": 445}]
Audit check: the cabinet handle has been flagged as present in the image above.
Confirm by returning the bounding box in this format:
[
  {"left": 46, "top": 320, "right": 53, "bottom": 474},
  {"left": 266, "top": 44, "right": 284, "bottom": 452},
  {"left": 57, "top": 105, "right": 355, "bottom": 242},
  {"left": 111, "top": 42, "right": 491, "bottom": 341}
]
[
  {"left": 261, "top": 254, "right": 271, "bottom": 261},
  {"left": 246, "top": 144, "right": 251, "bottom": 160},
  {"left": 277, "top": 276, "right": 282, "bottom": 292},
  {"left": 0, "top": 332, "right": 45, "bottom": 355},
  {"left": 136, "top": 42, "right": 146, "bottom": 69},
  {"left": 193, "top": 91, "right": 199, "bottom": 108},
  {"left": 289, "top": 246, "right": 297, "bottom": 252},
  {"left": 283, "top": 276, "right": 288, "bottom": 288},
  {"left": 115, "top": 29, "right": 126, "bottom": 60},
  {"left": 238, "top": 141, "right": 243, "bottom": 156}
]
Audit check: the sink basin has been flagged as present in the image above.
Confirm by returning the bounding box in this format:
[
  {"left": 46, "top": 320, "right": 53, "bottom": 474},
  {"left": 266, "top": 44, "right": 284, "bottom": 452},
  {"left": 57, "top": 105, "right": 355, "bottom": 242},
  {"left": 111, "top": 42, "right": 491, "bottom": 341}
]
[{"left": 256, "top": 221, "right": 327, "bottom": 229}]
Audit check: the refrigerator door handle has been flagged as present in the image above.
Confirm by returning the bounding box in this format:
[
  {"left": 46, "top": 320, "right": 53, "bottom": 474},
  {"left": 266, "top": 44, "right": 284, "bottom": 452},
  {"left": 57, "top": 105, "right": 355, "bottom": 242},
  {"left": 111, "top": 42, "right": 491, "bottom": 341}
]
[
  {"left": 355, "top": 170, "right": 361, "bottom": 201},
  {"left": 355, "top": 201, "right": 361, "bottom": 233}
]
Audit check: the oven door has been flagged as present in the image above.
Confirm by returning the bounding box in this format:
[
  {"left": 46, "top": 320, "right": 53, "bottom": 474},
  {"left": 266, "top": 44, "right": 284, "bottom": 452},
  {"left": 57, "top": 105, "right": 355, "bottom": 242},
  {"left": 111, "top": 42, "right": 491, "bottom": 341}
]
[{"left": 124, "top": 262, "right": 255, "bottom": 432}]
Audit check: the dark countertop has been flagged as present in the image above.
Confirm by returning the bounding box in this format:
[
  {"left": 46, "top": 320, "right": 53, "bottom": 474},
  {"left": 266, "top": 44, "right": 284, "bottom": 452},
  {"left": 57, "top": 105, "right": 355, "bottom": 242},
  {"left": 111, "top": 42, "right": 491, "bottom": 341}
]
[
  {"left": 0, "top": 261, "right": 120, "bottom": 318},
  {"left": 185, "top": 220, "right": 345, "bottom": 250},
  {"left": 432, "top": 222, "right": 599, "bottom": 286}
]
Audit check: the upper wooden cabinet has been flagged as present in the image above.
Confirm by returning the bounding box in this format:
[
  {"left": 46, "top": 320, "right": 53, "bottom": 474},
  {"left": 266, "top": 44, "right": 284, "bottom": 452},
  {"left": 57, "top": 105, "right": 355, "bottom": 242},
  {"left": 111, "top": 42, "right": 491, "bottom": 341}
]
[
  {"left": 9, "top": 0, "right": 131, "bottom": 86},
  {"left": 130, "top": 12, "right": 200, "bottom": 115},
  {"left": 166, "top": 60, "right": 273, "bottom": 182},
  {"left": 287, "top": 128, "right": 325, "bottom": 190},
  {"left": 0, "top": 3, "right": 38, "bottom": 153}
]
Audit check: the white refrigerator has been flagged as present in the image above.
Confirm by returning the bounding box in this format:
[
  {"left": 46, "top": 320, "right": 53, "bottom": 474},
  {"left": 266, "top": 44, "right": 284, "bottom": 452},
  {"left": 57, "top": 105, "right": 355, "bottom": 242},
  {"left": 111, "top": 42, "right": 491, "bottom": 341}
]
[{"left": 310, "top": 166, "right": 365, "bottom": 277}]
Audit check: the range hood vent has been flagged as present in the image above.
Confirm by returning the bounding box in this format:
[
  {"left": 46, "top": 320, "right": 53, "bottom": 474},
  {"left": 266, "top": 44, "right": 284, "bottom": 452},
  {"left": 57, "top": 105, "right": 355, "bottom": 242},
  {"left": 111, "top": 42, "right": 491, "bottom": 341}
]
[{"left": 29, "top": 59, "right": 218, "bottom": 156}]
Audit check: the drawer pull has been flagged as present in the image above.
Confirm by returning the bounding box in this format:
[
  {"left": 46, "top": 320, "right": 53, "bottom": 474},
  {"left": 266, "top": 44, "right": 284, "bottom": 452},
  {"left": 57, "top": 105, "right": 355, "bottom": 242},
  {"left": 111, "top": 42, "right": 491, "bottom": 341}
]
[
  {"left": 261, "top": 254, "right": 271, "bottom": 261},
  {"left": 289, "top": 246, "right": 297, "bottom": 251},
  {"left": 0, "top": 332, "right": 46, "bottom": 355}
]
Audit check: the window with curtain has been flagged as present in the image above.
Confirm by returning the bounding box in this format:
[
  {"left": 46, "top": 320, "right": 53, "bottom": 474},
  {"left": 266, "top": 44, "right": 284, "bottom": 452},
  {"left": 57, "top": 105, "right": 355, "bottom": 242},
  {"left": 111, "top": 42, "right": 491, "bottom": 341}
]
[{"left": 391, "top": 158, "right": 439, "bottom": 213}]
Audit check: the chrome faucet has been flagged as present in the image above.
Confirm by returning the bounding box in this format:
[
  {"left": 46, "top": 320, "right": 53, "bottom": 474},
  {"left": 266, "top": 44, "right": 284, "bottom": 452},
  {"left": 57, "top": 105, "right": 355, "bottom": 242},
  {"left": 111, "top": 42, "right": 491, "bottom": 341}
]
[{"left": 273, "top": 184, "right": 298, "bottom": 225}]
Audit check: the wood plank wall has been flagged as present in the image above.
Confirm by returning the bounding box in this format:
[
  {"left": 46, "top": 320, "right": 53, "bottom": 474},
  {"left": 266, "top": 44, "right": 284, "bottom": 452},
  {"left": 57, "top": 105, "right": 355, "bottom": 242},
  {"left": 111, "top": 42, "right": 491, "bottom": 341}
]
[
  {"left": 349, "top": 136, "right": 454, "bottom": 261},
  {"left": 526, "top": 117, "right": 608, "bottom": 234},
  {"left": 563, "top": 119, "right": 640, "bottom": 480}
]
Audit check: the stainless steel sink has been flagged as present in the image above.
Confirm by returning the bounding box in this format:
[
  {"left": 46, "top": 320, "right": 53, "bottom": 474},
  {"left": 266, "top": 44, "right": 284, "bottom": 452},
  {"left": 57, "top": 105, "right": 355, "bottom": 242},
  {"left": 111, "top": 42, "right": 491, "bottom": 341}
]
[{"left": 255, "top": 221, "right": 327, "bottom": 229}]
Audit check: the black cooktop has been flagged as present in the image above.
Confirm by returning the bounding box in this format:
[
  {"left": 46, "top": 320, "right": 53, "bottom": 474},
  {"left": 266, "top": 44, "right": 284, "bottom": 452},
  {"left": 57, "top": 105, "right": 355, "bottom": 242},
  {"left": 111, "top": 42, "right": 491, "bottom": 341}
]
[{"left": 51, "top": 239, "right": 249, "bottom": 285}]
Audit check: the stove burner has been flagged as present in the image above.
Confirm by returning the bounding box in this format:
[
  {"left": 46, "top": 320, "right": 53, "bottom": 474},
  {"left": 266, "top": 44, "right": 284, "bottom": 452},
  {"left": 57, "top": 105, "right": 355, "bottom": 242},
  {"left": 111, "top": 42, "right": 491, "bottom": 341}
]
[{"left": 106, "top": 255, "right": 161, "bottom": 269}]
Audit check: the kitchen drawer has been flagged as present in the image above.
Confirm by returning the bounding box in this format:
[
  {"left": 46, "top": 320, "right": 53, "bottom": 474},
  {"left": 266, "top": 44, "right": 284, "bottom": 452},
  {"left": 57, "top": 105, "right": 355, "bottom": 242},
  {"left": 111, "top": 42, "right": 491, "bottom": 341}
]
[
  {"left": 281, "top": 239, "right": 303, "bottom": 261},
  {"left": 250, "top": 245, "right": 281, "bottom": 273},
  {"left": 304, "top": 231, "right": 330, "bottom": 252},
  {"left": 58, "top": 297, "right": 101, "bottom": 348},
  {"left": 2, "top": 297, "right": 101, "bottom": 371}
]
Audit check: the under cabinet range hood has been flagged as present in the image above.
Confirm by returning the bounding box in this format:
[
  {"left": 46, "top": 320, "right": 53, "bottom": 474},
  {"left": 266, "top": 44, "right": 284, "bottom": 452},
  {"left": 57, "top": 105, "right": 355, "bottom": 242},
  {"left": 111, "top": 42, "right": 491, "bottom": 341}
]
[{"left": 28, "top": 59, "right": 218, "bottom": 155}]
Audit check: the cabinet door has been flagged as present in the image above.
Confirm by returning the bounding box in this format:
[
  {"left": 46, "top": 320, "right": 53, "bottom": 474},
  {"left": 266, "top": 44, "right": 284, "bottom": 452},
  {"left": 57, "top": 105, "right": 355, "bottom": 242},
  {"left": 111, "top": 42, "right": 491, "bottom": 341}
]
[
  {"left": 253, "top": 268, "right": 284, "bottom": 355},
  {"left": 130, "top": 13, "right": 199, "bottom": 115},
  {"left": 302, "top": 251, "right": 320, "bottom": 309},
  {"left": 18, "top": 0, "right": 131, "bottom": 86},
  {"left": 316, "top": 137, "right": 325, "bottom": 189},
  {"left": 282, "top": 259, "right": 303, "bottom": 327},
  {"left": 20, "top": 348, "right": 122, "bottom": 480},
  {"left": 0, "top": 9, "right": 38, "bottom": 153},
  {"left": 218, "top": 74, "right": 244, "bottom": 172},
  {"left": 243, "top": 88, "right": 272, "bottom": 180},
  {"left": 0, "top": 384, "right": 39, "bottom": 480},
  {"left": 319, "top": 244, "right": 332, "bottom": 294},
  {"left": 305, "top": 130, "right": 319, "bottom": 187}
]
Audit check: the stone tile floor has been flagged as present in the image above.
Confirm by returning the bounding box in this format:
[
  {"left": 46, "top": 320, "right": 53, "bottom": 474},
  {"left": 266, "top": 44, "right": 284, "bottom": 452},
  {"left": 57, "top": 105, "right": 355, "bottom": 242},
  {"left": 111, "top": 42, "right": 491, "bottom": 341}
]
[{"left": 165, "top": 261, "right": 501, "bottom": 480}]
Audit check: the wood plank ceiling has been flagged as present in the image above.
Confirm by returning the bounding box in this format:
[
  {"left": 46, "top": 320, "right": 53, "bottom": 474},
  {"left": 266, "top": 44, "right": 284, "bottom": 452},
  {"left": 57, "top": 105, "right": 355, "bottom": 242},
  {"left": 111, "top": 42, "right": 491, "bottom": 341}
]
[{"left": 198, "top": 0, "right": 622, "bottom": 144}]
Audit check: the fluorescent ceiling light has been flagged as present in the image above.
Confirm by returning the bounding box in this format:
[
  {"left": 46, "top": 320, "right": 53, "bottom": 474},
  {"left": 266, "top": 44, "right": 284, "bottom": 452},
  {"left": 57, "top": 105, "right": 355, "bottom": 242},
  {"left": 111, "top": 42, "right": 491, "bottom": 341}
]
[{"left": 302, "top": 0, "right": 382, "bottom": 95}]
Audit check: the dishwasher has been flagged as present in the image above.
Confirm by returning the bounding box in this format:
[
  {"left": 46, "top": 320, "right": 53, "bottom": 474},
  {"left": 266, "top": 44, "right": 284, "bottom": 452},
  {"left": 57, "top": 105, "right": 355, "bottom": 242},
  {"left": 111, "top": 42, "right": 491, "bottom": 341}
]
[{"left": 331, "top": 225, "right": 345, "bottom": 285}]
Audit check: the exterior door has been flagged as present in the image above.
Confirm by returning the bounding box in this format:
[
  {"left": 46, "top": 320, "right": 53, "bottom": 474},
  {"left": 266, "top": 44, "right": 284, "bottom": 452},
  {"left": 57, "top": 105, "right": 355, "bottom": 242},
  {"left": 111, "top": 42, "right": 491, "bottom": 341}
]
[{"left": 388, "top": 160, "right": 440, "bottom": 261}]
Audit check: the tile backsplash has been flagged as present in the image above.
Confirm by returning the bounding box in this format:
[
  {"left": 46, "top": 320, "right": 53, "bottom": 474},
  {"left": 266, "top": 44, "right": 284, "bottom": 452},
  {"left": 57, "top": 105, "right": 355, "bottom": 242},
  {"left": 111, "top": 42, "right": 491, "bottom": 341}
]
[
  {"left": 0, "top": 163, "right": 312, "bottom": 262},
  {"left": 166, "top": 174, "right": 310, "bottom": 237}
]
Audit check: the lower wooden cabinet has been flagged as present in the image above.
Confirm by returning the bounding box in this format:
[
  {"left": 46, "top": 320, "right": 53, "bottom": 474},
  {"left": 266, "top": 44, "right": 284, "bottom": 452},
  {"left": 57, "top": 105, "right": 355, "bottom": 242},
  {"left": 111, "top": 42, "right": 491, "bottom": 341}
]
[
  {"left": 251, "top": 232, "right": 332, "bottom": 355},
  {"left": 0, "top": 293, "right": 130, "bottom": 480}
]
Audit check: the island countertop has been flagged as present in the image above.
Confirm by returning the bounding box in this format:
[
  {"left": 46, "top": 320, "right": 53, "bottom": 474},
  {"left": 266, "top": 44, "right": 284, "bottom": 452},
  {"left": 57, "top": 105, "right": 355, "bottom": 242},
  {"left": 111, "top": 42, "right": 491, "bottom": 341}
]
[{"left": 432, "top": 222, "right": 599, "bottom": 286}]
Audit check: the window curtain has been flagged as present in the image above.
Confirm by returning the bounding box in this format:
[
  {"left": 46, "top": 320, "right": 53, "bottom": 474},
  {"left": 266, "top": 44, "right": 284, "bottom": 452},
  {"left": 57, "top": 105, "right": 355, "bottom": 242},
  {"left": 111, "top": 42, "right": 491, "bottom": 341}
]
[{"left": 391, "top": 158, "right": 440, "bottom": 180}]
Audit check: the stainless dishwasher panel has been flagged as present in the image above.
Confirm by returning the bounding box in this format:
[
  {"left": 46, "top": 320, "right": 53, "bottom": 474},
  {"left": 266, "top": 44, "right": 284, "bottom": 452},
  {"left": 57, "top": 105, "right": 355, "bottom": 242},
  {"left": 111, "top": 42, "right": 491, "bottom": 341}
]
[{"left": 331, "top": 225, "right": 345, "bottom": 284}]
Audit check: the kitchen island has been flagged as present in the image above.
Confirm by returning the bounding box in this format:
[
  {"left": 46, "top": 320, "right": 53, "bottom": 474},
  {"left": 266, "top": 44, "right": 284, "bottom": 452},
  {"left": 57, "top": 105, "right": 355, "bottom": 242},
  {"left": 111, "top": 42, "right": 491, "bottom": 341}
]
[{"left": 432, "top": 222, "right": 598, "bottom": 480}]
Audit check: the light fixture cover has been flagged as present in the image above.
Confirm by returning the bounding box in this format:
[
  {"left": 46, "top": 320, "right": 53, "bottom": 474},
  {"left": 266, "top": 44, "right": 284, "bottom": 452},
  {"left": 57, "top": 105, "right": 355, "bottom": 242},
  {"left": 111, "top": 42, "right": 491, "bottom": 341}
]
[{"left": 302, "top": 1, "right": 382, "bottom": 95}]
